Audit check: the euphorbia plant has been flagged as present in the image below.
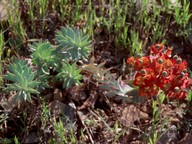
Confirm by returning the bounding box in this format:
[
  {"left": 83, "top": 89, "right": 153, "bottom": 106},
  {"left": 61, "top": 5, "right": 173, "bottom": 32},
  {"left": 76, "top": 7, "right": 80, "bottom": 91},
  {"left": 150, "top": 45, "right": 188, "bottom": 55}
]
[
  {"left": 3, "top": 26, "right": 92, "bottom": 103},
  {"left": 3, "top": 59, "right": 40, "bottom": 102},
  {"left": 127, "top": 43, "right": 191, "bottom": 99},
  {"left": 28, "top": 26, "right": 92, "bottom": 90}
]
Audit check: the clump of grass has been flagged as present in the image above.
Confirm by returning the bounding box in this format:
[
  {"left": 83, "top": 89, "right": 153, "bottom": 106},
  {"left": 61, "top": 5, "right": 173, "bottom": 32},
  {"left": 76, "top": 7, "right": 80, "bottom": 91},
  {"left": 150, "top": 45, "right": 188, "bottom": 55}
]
[
  {"left": 6, "top": 0, "right": 27, "bottom": 50},
  {"left": 0, "top": 31, "right": 4, "bottom": 85},
  {"left": 2, "top": 0, "right": 191, "bottom": 55},
  {"left": 148, "top": 91, "right": 166, "bottom": 144}
]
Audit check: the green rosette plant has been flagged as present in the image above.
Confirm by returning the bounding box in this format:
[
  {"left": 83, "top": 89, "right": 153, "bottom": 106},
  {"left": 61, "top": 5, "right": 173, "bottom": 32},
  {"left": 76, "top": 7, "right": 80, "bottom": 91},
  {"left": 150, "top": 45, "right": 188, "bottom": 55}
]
[
  {"left": 55, "top": 26, "right": 92, "bottom": 61},
  {"left": 30, "top": 41, "right": 56, "bottom": 90},
  {"left": 3, "top": 59, "right": 40, "bottom": 102},
  {"left": 30, "top": 41, "right": 55, "bottom": 67},
  {"left": 55, "top": 62, "right": 82, "bottom": 89}
]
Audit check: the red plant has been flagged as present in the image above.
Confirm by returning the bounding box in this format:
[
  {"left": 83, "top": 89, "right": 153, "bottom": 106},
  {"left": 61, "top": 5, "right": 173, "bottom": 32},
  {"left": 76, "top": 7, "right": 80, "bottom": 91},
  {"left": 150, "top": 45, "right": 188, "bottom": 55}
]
[{"left": 127, "top": 43, "right": 191, "bottom": 99}]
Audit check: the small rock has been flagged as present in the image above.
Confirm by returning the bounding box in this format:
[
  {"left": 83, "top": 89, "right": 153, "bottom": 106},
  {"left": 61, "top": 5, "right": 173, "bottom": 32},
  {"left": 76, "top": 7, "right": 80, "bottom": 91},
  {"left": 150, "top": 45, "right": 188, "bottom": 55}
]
[
  {"left": 1, "top": 92, "right": 18, "bottom": 112},
  {"left": 0, "top": 1, "right": 9, "bottom": 21},
  {"left": 157, "top": 125, "right": 178, "bottom": 144},
  {"left": 49, "top": 100, "right": 75, "bottom": 123},
  {"left": 24, "top": 132, "right": 39, "bottom": 144}
]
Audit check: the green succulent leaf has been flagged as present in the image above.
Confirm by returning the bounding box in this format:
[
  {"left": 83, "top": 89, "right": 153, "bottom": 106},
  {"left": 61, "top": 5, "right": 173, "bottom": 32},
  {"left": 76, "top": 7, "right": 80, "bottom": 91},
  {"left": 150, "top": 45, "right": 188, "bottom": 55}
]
[
  {"left": 4, "top": 83, "right": 22, "bottom": 91},
  {"left": 3, "top": 73, "right": 15, "bottom": 82},
  {"left": 55, "top": 26, "right": 92, "bottom": 61},
  {"left": 15, "top": 91, "right": 32, "bottom": 102}
]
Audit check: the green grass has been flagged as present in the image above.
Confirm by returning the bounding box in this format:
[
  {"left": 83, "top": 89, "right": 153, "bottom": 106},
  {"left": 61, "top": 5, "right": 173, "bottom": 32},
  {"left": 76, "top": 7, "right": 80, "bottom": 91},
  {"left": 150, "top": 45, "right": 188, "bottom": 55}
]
[
  {"left": 1, "top": 0, "right": 191, "bottom": 54},
  {"left": 0, "top": 31, "right": 4, "bottom": 85},
  {"left": 6, "top": 0, "right": 27, "bottom": 50}
]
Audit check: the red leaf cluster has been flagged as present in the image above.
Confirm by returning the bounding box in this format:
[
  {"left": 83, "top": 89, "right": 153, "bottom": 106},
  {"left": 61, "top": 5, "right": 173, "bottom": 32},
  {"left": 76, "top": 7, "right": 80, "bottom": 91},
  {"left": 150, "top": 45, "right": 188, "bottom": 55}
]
[{"left": 127, "top": 43, "right": 191, "bottom": 99}]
